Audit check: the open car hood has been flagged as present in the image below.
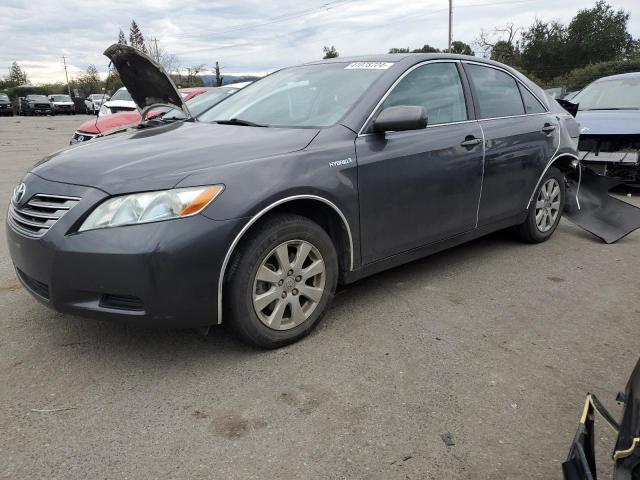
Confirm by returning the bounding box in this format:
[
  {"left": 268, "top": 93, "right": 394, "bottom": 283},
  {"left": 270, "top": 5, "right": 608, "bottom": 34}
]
[{"left": 103, "top": 43, "right": 186, "bottom": 116}]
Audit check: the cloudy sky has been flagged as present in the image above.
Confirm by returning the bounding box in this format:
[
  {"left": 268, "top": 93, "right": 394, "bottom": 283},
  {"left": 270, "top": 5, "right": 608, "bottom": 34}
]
[{"left": 1, "top": 0, "right": 638, "bottom": 83}]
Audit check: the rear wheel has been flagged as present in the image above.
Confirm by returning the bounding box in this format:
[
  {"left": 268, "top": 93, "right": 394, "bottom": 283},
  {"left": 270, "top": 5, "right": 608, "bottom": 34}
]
[
  {"left": 226, "top": 214, "right": 338, "bottom": 348},
  {"left": 515, "top": 166, "right": 565, "bottom": 243}
]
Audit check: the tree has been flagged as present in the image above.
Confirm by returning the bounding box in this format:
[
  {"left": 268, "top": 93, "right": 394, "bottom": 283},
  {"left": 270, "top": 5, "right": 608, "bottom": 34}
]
[
  {"left": 566, "top": 1, "right": 634, "bottom": 66},
  {"left": 412, "top": 44, "right": 440, "bottom": 53},
  {"left": 520, "top": 20, "right": 568, "bottom": 82},
  {"left": 450, "top": 41, "right": 474, "bottom": 56},
  {"left": 322, "top": 46, "right": 339, "bottom": 59},
  {"left": 475, "top": 23, "right": 521, "bottom": 65},
  {"left": 388, "top": 47, "right": 410, "bottom": 54},
  {"left": 6, "top": 61, "right": 28, "bottom": 86},
  {"left": 213, "top": 61, "right": 223, "bottom": 87},
  {"left": 118, "top": 29, "right": 127, "bottom": 45},
  {"left": 72, "top": 64, "right": 102, "bottom": 97},
  {"left": 175, "top": 65, "right": 206, "bottom": 87},
  {"left": 129, "top": 20, "right": 147, "bottom": 52}
]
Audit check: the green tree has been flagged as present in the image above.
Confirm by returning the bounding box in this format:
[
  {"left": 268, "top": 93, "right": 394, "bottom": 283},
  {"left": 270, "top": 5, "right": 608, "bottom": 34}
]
[
  {"left": 450, "top": 41, "right": 474, "bottom": 55},
  {"left": 388, "top": 47, "right": 410, "bottom": 54},
  {"left": 490, "top": 40, "right": 519, "bottom": 65},
  {"left": 566, "top": 1, "right": 634, "bottom": 66},
  {"left": 322, "top": 46, "right": 339, "bottom": 59},
  {"left": 519, "top": 20, "right": 568, "bottom": 82},
  {"left": 72, "top": 64, "right": 102, "bottom": 97},
  {"left": 6, "top": 61, "right": 28, "bottom": 86},
  {"left": 412, "top": 44, "right": 440, "bottom": 53},
  {"left": 213, "top": 61, "right": 223, "bottom": 87}
]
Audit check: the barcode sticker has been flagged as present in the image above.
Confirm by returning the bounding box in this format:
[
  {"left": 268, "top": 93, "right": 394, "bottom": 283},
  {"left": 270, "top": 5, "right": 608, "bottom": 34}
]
[{"left": 345, "top": 62, "right": 394, "bottom": 70}]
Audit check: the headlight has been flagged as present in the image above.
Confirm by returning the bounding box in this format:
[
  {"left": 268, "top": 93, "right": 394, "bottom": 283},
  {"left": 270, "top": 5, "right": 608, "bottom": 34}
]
[
  {"left": 98, "top": 105, "right": 110, "bottom": 116},
  {"left": 78, "top": 185, "right": 224, "bottom": 232}
]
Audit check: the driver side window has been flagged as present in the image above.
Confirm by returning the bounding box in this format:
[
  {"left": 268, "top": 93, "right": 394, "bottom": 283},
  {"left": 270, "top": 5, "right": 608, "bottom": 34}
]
[{"left": 380, "top": 62, "right": 468, "bottom": 126}]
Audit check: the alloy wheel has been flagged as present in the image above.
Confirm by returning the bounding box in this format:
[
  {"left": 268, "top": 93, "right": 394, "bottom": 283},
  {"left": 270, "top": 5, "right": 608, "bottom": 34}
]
[
  {"left": 535, "top": 178, "right": 561, "bottom": 233},
  {"left": 252, "top": 239, "right": 326, "bottom": 331}
]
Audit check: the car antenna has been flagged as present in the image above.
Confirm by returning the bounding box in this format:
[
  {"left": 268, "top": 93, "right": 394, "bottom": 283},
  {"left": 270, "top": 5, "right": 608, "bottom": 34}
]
[{"left": 93, "top": 62, "right": 112, "bottom": 133}]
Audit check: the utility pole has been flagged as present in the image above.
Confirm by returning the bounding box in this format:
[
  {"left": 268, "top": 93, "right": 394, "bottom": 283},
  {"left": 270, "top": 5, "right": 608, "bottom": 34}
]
[
  {"left": 448, "top": 0, "right": 453, "bottom": 53},
  {"left": 152, "top": 37, "right": 160, "bottom": 62},
  {"left": 62, "top": 55, "right": 72, "bottom": 97}
]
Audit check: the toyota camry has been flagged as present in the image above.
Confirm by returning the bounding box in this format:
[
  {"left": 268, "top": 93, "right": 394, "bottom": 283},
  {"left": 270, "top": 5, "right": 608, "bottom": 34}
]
[{"left": 7, "top": 44, "right": 581, "bottom": 348}]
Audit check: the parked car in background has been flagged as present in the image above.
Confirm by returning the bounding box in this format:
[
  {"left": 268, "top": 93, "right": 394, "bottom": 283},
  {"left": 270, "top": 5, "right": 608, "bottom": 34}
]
[
  {"left": 70, "top": 86, "right": 241, "bottom": 144},
  {"left": 48, "top": 94, "right": 76, "bottom": 115},
  {"left": 562, "top": 90, "right": 580, "bottom": 101},
  {"left": 573, "top": 72, "right": 640, "bottom": 186},
  {"left": 544, "top": 87, "right": 564, "bottom": 99},
  {"left": 0, "top": 93, "right": 13, "bottom": 116},
  {"left": 7, "top": 44, "right": 581, "bottom": 348},
  {"left": 19, "top": 94, "right": 52, "bottom": 115},
  {"left": 85, "top": 93, "right": 110, "bottom": 114},
  {"left": 98, "top": 87, "right": 135, "bottom": 116}
]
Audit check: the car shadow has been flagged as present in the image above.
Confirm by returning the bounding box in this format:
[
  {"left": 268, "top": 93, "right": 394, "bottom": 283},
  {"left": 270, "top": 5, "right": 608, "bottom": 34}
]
[{"left": 34, "top": 227, "right": 552, "bottom": 363}]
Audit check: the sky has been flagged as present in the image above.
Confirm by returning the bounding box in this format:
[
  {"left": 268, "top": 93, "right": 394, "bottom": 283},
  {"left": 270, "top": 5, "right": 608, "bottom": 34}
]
[{"left": 1, "top": 0, "right": 638, "bottom": 84}]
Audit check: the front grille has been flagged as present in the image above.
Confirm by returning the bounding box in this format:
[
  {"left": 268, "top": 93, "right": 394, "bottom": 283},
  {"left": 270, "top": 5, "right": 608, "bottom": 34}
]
[
  {"left": 71, "top": 131, "right": 97, "bottom": 144},
  {"left": 16, "top": 269, "right": 50, "bottom": 300},
  {"left": 8, "top": 194, "right": 80, "bottom": 238},
  {"left": 35, "top": 103, "right": 50, "bottom": 109},
  {"left": 100, "top": 294, "right": 144, "bottom": 312}
]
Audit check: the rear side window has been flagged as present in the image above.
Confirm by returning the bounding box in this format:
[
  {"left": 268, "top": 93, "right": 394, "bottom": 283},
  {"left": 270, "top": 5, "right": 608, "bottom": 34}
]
[
  {"left": 465, "top": 64, "right": 525, "bottom": 118},
  {"left": 519, "top": 85, "right": 546, "bottom": 114},
  {"left": 380, "top": 62, "right": 467, "bottom": 126}
]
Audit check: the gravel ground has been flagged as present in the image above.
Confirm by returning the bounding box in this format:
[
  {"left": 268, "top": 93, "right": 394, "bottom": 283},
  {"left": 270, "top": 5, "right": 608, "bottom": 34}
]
[{"left": 1, "top": 115, "right": 639, "bottom": 480}]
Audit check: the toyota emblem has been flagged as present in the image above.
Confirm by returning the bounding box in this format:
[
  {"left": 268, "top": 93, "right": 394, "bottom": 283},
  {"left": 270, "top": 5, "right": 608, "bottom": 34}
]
[{"left": 12, "top": 183, "right": 26, "bottom": 205}]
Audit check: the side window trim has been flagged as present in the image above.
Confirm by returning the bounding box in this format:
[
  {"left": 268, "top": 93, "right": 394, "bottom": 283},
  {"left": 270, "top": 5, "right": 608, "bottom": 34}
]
[
  {"left": 358, "top": 59, "right": 470, "bottom": 135},
  {"left": 461, "top": 60, "right": 549, "bottom": 119}
]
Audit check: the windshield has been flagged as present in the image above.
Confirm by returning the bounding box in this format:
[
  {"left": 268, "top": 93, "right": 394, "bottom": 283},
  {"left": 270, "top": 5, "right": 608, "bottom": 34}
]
[
  {"left": 111, "top": 89, "right": 132, "bottom": 101},
  {"left": 90, "top": 94, "right": 107, "bottom": 100},
  {"left": 51, "top": 95, "right": 71, "bottom": 102},
  {"left": 198, "top": 63, "right": 390, "bottom": 128},
  {"left": 0, "top": 93, "right": 8, "bottom": 101},
  {"left": 573, "top": 77, "right": 640, "bottom": 111},
  {"left": 27, "top": 95, "right": 48, "bottom": 101}
]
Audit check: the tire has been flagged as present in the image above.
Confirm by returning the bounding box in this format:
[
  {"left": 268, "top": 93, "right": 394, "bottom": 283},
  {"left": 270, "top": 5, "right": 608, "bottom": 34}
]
[
  {"left": 226, "top": 213, "right": 338, "bottom": 348},
  {"left": 515, "top": 166, "right": 566, "bottom": 243}
]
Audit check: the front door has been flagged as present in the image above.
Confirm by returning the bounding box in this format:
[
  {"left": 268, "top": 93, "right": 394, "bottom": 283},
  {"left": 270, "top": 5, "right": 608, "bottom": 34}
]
[{"left": 356, "top": 62, "right": 484, "bottom": 264}]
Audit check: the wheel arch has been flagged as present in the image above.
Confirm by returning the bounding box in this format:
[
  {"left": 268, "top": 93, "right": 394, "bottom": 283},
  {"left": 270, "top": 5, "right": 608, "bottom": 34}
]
[
  {"left": 217, "top": 195, "right": 354, "bottom": 324},
  {"left": 525, "top": 153, "right": 578, "bottom": 210}
]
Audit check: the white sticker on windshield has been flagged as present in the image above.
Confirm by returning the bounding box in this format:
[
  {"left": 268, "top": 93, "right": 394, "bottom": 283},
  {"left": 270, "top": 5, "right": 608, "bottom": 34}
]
[{"left": 345, "top": 62, "right": 394, "bottom": 70}]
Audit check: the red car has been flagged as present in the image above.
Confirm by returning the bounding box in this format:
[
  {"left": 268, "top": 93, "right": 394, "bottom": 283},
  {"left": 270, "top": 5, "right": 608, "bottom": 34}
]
[{"left": 70, "top": 87, "right": 233, "bottom": 144}]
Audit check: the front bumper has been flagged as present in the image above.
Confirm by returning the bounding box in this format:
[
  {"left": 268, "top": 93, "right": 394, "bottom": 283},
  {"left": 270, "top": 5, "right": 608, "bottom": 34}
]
[{"left": 6, "top": 174, "right": 243, "bottom": 328}]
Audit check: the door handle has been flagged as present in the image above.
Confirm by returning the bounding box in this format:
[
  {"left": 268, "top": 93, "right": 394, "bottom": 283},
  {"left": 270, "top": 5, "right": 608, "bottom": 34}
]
[
  {"left": 460, "top": 137, "right": 482, "bottom": 148},
  {"left": 541, "top": 124, "right": 556, "bottom": 134}
]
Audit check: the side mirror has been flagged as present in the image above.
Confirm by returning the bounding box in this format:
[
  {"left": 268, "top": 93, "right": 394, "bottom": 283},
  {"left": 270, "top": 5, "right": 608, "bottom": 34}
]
[{"left": 373, "top": 105, "right": 427, "bottom": 133}]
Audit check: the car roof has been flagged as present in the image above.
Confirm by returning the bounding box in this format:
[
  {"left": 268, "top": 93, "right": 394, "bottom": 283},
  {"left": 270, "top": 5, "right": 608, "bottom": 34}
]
[
  {"left": 304, "top": 52, "right": 499, "bottom": 67},
  {"left": 593, "top": 71, "right": 640, "bottom": 82}
]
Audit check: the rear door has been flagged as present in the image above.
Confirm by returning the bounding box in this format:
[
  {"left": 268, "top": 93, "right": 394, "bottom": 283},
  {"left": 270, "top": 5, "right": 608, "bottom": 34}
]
[
  {"left": 462, "top": 62, "right": 559, "bottom": 226},
  {"left": 356, "top": 61, "right": 484, "bottom": 263}
]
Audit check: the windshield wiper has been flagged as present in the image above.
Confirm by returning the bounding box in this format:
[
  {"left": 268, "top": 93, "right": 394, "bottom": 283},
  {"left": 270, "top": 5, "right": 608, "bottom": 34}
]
[{"left": 212, "top": 118, "right": 267, "bottom": 127}]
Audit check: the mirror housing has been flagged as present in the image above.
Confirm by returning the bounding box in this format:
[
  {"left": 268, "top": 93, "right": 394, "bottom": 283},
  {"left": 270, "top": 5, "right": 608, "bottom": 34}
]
[{"left": 373, "top": 105, "right": 427, "bottom": 133}]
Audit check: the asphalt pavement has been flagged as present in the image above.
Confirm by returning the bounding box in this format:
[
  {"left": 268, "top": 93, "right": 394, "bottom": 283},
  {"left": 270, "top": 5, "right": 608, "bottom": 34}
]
[{"left": 1, "top": 115, "right": 639, "bottom": 479}]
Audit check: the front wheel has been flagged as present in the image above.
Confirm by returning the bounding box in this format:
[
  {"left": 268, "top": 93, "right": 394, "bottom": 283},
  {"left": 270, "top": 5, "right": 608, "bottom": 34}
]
[
  {"left": 515, "top": 166, "right": 565, "bottom": 243},
  {"left": 226, "top": 214, "right": 338, "bottom": 348}
]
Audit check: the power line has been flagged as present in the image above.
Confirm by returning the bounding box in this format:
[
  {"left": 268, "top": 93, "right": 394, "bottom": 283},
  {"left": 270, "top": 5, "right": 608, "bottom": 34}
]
[{"left": 162, "top": 0, "right": 357, "bottom": 40}]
